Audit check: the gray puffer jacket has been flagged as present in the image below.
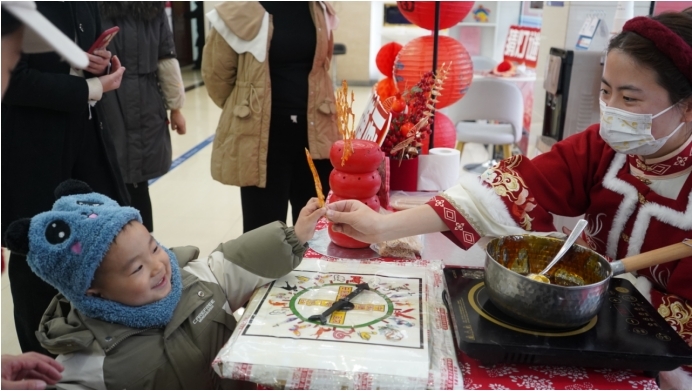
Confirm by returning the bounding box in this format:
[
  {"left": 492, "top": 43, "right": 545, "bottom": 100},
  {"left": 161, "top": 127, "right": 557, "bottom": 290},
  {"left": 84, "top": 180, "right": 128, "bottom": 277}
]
[{"left": 36, "top": 222, "right": 307, "bottom": 389}]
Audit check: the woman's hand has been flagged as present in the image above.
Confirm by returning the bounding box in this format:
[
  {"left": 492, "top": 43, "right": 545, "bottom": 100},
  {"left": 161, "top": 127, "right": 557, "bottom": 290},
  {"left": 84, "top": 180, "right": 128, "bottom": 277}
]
[
  {"left": 1, "top": 352, "right": 64, "bottom": 390},
  {"left": 98, "top": 55, "right": 125, "bottom": 93},
  {"left": 170, "top": 109, "right": 187, "bottom": 135},
  {"left": 326, "top": 200, "right": 386, "bottom": 243},
  {"left": 327, "top": 201, "right": 448, "bottom": 243},
  {"left": 85, "top": 49, "right": 112, "bottom": 76},
  {"left": 294, "top": 198, "right": 326, "bottom": 244}
]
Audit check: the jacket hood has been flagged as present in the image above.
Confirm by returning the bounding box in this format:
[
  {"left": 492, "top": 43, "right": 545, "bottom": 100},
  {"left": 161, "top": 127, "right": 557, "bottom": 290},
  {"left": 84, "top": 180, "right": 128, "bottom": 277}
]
[
  {"left": 215, "top": 1, "right": 265, "bottom": 41},
  {"left": 36, "top": 295, "right": 138, "bottom": 355}
]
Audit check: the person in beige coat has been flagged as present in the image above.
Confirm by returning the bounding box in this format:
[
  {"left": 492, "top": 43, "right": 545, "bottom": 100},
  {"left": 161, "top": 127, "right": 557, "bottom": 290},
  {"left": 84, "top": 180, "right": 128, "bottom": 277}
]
[{"left": 202, "top": 1, "right": 340, "bottom": 233}]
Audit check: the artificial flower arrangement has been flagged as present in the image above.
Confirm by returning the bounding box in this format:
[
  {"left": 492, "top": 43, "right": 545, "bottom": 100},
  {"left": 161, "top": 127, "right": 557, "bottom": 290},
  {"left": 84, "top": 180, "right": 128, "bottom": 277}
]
[{"left": 380, "top": 64, "right": 450, "bottom": 162}]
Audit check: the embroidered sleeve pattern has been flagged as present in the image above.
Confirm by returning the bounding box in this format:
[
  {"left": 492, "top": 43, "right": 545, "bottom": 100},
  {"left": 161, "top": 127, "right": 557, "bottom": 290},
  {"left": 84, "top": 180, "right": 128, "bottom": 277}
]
[
  {"left": 479, "top": 155, "right": 540, "bottom": 231},
  {"left": 655, "top": 292, "right": 692, "bottom": 347},
  {"left": 426, "top": 195, "right": 481, "bottom": 250},
  {"left": 650, "top": 288, "right": 692, "bottom": 385}
]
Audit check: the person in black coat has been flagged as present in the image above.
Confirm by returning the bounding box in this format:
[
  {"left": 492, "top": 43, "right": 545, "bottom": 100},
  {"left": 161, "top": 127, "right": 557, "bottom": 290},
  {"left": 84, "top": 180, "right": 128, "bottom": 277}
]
[
  {"left": 99, "top": 2, "right": 187, "bottom": 233},
  {"left": 1, "top": 1, "right": 129, "bottom": 355}
]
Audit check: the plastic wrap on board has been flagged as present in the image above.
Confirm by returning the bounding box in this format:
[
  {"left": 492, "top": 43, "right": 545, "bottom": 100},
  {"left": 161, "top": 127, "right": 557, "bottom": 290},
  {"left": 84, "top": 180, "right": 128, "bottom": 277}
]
[{"left": 212, "top": 258, "right": 464, "bottom": 389}]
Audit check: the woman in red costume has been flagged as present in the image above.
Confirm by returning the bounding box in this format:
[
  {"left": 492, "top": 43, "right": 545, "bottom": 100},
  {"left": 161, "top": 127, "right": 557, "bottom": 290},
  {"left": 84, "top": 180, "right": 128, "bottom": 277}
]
[{"left": 327, "top": 9, "right": 692, "bottom": 389}]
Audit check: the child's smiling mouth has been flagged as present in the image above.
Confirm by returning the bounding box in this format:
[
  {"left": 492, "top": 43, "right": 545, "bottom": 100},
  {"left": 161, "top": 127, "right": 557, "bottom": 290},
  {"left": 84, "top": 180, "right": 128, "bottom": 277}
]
[{"left": 152, "top": 275, "right": 166, "bottom": 289}]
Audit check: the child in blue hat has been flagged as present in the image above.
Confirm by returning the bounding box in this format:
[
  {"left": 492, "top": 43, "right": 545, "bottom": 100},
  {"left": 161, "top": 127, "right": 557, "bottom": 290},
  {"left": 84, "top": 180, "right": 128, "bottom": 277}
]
[{"left": 5, "top": 180, "right": 325, "bottom": 389}]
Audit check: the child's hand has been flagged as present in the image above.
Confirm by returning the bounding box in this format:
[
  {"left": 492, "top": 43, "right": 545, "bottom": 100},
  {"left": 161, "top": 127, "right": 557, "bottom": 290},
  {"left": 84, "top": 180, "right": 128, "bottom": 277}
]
[{"left": 294, "top": 198, "right": 326, "bottom": 245}]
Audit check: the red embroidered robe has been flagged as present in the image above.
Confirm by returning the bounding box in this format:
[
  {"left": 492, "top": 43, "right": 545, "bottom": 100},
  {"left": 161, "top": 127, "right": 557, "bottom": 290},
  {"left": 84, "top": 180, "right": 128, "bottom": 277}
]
[{"left": 428, "top": 124, "right": 692, "bottom": 387}]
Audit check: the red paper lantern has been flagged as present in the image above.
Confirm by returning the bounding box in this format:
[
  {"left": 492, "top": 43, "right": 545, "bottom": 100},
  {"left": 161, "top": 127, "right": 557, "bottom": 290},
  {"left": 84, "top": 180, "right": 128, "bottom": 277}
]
[
  {"left": 376, "top": 42, "right": 403, "bottom": 77},
  {"left": 432, "top": 112, "right": 456, "bottom": 148},
  {"left": 393, "top": 35, "right": 473, "bottom": 109},
  {"left": 397, "top": 1, "right": 475, "bottom": 30}
]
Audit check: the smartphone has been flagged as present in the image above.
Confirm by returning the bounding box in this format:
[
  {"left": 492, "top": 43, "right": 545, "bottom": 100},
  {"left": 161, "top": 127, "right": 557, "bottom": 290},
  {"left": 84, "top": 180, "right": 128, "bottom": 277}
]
[{"left": 88, "top": 26, "right": 119, "bottom": 54}]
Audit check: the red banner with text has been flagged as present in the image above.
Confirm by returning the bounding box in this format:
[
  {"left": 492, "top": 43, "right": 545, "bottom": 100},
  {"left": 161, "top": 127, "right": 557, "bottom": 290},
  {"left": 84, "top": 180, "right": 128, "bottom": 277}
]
[{"left": 503, "top": 25, "right": 541, "bottom": 68}]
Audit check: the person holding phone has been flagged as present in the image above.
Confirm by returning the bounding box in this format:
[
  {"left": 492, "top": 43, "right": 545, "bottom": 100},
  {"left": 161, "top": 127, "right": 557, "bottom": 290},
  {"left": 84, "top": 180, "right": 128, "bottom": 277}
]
[
  {"left": 99, "top": 2, "right": 186, "bottom": 233},
  {"left": 1, "top": 1, "right": 130, "bottom": 356},
  {"left": 1, "top": 2, "right": 90, "bottom": 389}
]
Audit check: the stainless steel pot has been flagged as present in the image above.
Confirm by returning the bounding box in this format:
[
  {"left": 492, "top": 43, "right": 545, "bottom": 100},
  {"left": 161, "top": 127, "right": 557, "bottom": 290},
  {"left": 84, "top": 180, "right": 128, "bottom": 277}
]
[{"left": 483, "top": 235, "right": 692, "bottom": 329}]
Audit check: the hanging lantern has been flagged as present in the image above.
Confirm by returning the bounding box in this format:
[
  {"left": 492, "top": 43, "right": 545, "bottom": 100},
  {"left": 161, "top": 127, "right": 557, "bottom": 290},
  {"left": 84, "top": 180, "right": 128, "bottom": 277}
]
[
  {"left": 397, "top": 1, "right": 474, "bottom": 30},
  {"left": 376, "top": 42, "right": 403, "bottom": 77},
  {"left": 431, "top": 112, "right": 456, "bottom": 149},
  {"left": 393, "top": 35, "right": 473, "bottom": 109}
]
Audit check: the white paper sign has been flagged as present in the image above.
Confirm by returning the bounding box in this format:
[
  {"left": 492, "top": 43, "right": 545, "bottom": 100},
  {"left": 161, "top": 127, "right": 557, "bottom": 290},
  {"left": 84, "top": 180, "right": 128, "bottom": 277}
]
[{"left": 355, "top": 93, "right": 392, "bottom": 145}]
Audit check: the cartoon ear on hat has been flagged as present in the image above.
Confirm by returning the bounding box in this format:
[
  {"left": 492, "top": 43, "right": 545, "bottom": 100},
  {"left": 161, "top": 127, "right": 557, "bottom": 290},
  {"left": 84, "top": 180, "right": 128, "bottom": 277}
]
[
  {"left": 4, "top": 218, "right": 31, "bottom": 256},
  {"left": 54, "top": 179, "right": 93, "bottom": 200}
]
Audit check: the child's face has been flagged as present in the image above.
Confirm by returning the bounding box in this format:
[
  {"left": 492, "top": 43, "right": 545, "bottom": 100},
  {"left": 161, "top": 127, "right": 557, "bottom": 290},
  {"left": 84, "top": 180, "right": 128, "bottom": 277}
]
[{"left": 87, "top": 221, "right": 172, "bottom": 306}]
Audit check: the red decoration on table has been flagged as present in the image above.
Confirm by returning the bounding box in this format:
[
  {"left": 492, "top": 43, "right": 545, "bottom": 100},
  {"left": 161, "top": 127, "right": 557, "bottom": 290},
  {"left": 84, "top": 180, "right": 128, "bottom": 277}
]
[
  {"left": 399, "top": 121, "right": 415, "bottom": 137},
  {"left": 329, "top": 139, "right": 384, "bottom": 173},
  {"left": 382, "top": 71, "right": 436, "bottom": 160},
  {"left": 396, "top": 1, "right": 475, "bottom": 30},
  {"left": 491, "top": 59, "right": 518, "bottom": 77},
  {"left": 393, "top": 36, "right": 473, "bottom": 109},
  {"left": 329, "top": 193, "right": 381, "bottom": 211},
  {"left": 388, "top": 156, "right": 419, "bottom": 191},
  {"left": 496, "top": 60, "right": 512, "bottom": 73},
  {"left": 329, "top": 170, "right": 382, "bottom": 199},
  {"left": 375, "top": 77, "right": 398, "bottom": 100},
  {"left": 327, "top": 224, "right": 369, "bottom": 249},
  {"left": 328, "top": 140, "right": 383, "bottom": 248},
  {"left": 389, "top": 94, "right": 407, "bottom": 114}
]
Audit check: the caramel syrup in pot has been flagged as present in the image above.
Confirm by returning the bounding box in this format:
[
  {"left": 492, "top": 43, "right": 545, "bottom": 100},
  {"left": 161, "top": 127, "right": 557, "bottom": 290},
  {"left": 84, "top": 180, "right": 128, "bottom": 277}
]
[{"left": 488, "top": 236, "right": 608, "bottom": 287}]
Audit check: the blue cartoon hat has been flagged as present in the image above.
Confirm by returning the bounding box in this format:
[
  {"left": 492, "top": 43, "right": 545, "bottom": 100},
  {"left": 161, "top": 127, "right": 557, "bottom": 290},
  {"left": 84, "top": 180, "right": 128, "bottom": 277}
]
[{"left": 5, "top": 180, "right": 182, "bottom": 328}]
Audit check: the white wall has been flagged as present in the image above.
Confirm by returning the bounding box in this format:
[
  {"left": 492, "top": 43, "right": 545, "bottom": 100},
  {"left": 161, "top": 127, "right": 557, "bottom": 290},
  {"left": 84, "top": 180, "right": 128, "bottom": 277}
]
[
  {"left": 331, "top": 2, "right": 372, "bottom": 83},
  {"left": 369, "top": 1, "right": 384, "bottom": 81}
]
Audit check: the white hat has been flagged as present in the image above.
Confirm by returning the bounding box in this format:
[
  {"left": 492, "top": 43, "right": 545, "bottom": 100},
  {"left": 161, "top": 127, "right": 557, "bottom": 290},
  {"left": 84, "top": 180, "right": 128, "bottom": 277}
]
[{"left": 2, "top": 1, "right": 89, "bottom": 69}]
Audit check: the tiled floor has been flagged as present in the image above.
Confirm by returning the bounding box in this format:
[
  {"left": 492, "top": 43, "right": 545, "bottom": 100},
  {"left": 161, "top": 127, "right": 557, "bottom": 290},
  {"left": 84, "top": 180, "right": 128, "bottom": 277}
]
[{"left": 1, "top": 68, "right": 489, "bottom": 355}]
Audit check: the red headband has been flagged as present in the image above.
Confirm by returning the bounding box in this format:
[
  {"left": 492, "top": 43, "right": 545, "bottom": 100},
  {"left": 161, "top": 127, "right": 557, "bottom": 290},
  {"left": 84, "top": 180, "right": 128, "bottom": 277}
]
[{"left": 622, "top": 16, "right": 692, "bottom": 83}]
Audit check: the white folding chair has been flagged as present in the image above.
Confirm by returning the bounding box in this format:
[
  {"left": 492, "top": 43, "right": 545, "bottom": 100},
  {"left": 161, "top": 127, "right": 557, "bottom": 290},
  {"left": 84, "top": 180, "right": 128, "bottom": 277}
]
[{"left": 446, "top": 78, "right": 524, "bottom": 173}]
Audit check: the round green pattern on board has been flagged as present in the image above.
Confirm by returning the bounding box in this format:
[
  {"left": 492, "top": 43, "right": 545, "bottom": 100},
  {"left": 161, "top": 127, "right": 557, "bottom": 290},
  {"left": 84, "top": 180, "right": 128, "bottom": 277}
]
[{"left": 289, "top": 283, "right": 395, "bottom": 329}]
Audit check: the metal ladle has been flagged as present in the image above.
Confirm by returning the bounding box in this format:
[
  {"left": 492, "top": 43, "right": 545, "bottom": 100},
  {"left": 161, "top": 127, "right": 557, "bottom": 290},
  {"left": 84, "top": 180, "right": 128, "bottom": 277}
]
[{"left": 527, "top": 219, "right": 588, "bottom": 283}]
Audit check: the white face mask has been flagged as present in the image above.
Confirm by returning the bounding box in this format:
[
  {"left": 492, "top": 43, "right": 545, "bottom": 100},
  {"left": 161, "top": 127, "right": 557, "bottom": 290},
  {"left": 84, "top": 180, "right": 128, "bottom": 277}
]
[{"left": 599, "top": 100, "right": 684, "bottom": 156}]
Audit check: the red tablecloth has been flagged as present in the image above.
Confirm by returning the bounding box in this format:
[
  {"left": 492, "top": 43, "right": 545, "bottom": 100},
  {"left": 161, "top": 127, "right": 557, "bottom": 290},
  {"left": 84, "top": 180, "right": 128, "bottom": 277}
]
[
  {"left": 307, "top": 220, "right": 660, "bottom": 389},
  {"left": 456, "top": 351, "right": 657, "bottom": 390}
]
